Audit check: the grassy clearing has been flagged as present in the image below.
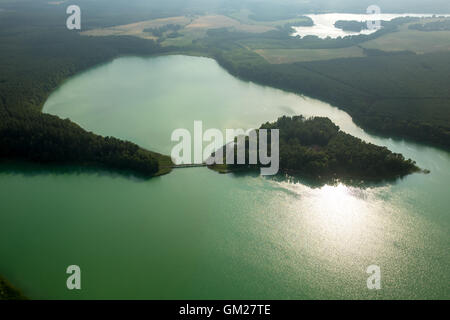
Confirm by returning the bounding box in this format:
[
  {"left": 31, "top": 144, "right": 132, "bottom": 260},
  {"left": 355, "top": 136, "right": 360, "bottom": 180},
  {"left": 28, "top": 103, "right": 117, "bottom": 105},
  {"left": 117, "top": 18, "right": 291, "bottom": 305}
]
[
  {"left": 82, "top": 16, "right": 193, "bottom": 40},
  {"left": 255, "top": 46, "right": 365, "bottom": 63},
  {"left": 83, "top": 14, "right": 274, "bottom": 45},
  {"left": 161, "top": 30, "right": 205, "bottom": 47},
  {"left": 227, "top": 9, "right": 311, "bottom": 28},
  {"left": 186, "top": 15, "right": 274, "bottom": 33},
  {"left": 250, "top": 17, "right": 450, "bottom": 63},
  {"left": 361, "top": 19, "right": 450, "bottom": 53}
]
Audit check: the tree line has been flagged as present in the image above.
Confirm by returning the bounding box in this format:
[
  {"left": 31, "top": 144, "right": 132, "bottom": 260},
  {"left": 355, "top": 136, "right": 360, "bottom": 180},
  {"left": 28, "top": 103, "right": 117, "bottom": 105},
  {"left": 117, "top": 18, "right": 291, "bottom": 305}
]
[
  {"left": 222, "top": 116, "right": 420, "bottom": 181},
  {"left": 334, "top": 20, "right": 369, "bottom": 32},
  {"left": 0, "top": 11, "right": 174, "bottom": 176},
  {"left": 409, "top": 19, "right": 450, "bottom": 31},
  {"left": 209, "top": 44, "right": 450, "bottom": 150},
  {"left": 0, "top": 107, "right": 161, "bottom": 177}
]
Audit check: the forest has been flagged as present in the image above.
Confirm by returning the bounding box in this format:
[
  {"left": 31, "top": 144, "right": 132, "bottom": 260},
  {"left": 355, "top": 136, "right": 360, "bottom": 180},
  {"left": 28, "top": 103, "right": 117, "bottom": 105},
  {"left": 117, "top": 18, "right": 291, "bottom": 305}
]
[
  {"left": 0, "top": 0, "right": 448, "bottom": 299},
  {"left": 209, "top": 45, "right": 450, "bottom": 149},
  {"left": 192, "top": 17, "right": 450, "bottom": 150},
  {"left": 144, "top": 24, "right": 182, "bottom": 38},
  {"left": 0, "top": 7, "right": 174, "bottom": 177},
  {"left": 409, "top": 18, "right": 450, "bottom": 31},
  {"left": 199, "top": 17, "right": 420, "bottom": 50},
  {"left": 0, "top": 107, "right": 164, "bottom": 177},
  {"left": 334, "top": 20, "right": 369, "bottom": 32},
  {"left": 1, "top": 2, "right": 449, "bottom": 179},
  {"left": 216, "top": 116, "right": 420, "bottom": 181}
]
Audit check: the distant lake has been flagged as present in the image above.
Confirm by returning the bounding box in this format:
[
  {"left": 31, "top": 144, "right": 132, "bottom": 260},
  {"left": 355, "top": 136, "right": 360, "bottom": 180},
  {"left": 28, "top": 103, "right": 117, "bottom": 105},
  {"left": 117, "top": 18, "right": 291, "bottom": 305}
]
[
  {"left": 0, "top": 55, "right": 449, "bottom": 299},
  {"left": 292, "top": 13, "right": 448, "bottom": 38}
]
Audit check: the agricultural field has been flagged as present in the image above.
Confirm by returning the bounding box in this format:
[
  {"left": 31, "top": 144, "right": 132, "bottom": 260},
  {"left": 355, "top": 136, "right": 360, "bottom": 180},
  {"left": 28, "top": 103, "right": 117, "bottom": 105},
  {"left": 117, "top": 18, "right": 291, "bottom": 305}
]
[
  {"left": 255, "top": 46, "right": 365, "bottom": 63},
  {"left": 226, "top": 8, "right": 312, "bottom": 28},
  {"left": 81, "top": 16, "right": 193, "bottom": 41},
  {"left": 361, "top": 18, "right": 450, "bottom": 54},
  {"left": 251, "top": 17, "right": 450, "bottom": 63},
  {"left": 82, "top": 14, "right": 276, "bottom": 45},
  {"left": 185, "top": 14, "right": 274, "bottom": 33},
  {"left": 81, "top": 14, "right": 450, "bottom": 61}
]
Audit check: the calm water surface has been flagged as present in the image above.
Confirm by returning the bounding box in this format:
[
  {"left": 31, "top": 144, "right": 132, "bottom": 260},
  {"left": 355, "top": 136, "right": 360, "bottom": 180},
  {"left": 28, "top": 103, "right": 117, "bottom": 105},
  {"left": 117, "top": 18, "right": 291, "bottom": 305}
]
[
  {"left": 0, "top": 55, "right": 448, "bottom": 299},
  {"left": 292, "top": 13, "right": 448, "bottom": 38}
]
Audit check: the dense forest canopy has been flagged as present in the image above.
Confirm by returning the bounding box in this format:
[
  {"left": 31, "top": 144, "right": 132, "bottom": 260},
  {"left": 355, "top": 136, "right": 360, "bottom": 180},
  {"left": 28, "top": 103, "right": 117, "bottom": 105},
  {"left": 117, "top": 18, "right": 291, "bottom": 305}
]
[
  {"left": 217, "top": 116, "right": 420, "bottom": 181},
  {"left": 0, "top": 7, "right": 173, "bottom": 177},
  {"left": 0, "top": 108, "right": 163, "bottom": 177},
  {"left": 409, "top": 18, "right": 450, "bottom": 31},
  {"left": 1, "top": 1, "right": 449, "bottom": 176},
  {"left": 334, "top": 20, "right": 369, "bottom": 33},
  {"left": 205, "top": 22, "right": 450, "bottom": 149},
  {"left": 0, "top": 0, "right": 447, "bottom": 301},
  {"left": 0, "top": 1, "right": 449, "bottom": 178}
]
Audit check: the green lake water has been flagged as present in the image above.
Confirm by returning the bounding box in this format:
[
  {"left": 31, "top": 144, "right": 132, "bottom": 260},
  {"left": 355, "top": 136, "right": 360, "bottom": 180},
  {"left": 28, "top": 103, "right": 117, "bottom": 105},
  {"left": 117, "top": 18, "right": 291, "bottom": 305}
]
[{"left": 0, "top": 55, "right": 449, "bottom": 299}]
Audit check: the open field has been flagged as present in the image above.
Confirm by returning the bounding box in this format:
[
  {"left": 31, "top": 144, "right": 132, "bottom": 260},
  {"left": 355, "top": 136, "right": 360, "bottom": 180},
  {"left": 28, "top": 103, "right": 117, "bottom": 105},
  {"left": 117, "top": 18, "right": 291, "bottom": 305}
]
[
  {"left": 227, "top": 8, "right": 311, "bottom": 27},
  {"left": 82, "top": 14, "right": 275, "bottom": 44},
  {"left": 82, "top": 14, "right": 450, "bottom": 62},
  {"left": 255, "top": 46, "right": 365, "bottom": 63},
  {"left": 82, "top": 16, "right": 193, "bottom": 40},
  {"left": 186, "top": 14, "right": 274, "bottom": 33},
  {"left": 361, "top": 19, "right": 450, "bottom": 54},
  {"left": 251, "top": 17, "right": 450, "bottom": 63},
  {"left": 160, "top": 30, "right": 204, "bottom": 47}
]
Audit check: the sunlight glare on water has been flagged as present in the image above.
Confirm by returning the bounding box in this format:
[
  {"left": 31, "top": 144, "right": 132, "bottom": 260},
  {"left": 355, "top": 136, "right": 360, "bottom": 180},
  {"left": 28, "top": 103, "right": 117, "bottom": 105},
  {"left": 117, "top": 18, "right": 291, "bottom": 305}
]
[
  {"left": 0, "top": 55, "right": 448, "bottom": 299},
  {"left": 277, "top": 181, "right": 388, "bottom": 256}
]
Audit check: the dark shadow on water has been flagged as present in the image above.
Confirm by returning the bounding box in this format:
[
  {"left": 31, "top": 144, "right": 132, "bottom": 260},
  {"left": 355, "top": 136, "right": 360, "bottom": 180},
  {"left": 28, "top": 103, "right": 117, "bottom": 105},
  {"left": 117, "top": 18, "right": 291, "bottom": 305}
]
[
  {"left": 225, "top": 168, "right": 408, "bottom": 189},
  {"left": 2, "top": 160, "right": 415, "bottom": 190},
  {"left": 0, "top": 161, "right": 159, "bottom": 183}
]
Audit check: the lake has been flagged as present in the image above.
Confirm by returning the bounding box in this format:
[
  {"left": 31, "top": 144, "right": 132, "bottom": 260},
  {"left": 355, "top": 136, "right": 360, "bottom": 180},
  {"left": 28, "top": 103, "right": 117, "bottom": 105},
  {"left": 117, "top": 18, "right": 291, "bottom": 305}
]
[
  {"left": 292, "top": 13, "right": 448, "bottom": 38},
  {"left": 0, "top": 55, "right": 449, "bottom": 299}
]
